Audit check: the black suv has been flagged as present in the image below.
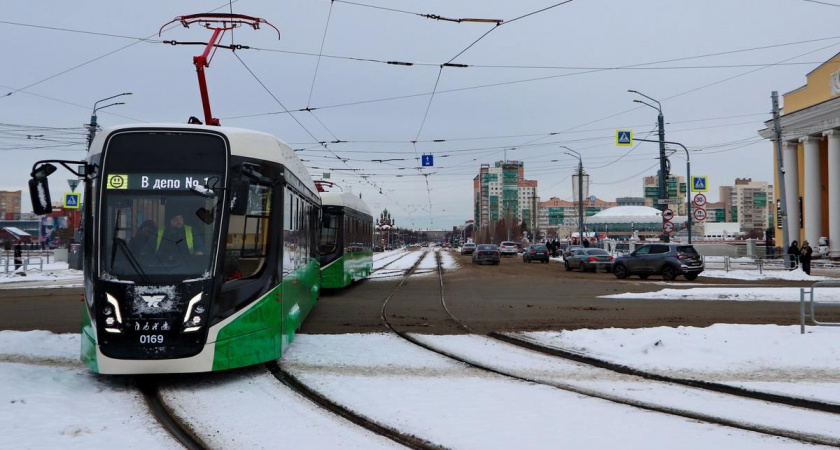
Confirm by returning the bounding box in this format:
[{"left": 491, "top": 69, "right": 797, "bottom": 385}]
[{"left": 612, "top": 243, "right": 704, "bottom": 281}]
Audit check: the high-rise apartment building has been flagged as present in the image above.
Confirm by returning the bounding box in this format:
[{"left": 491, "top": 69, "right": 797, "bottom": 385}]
[
  {"left": 473, "top": 161, "right": 538, "bottom": 232},
  {"left": 719, "top": 178, "right": 774, "bottom": 233},
  {"left": 0, "top": 190, "right": 22, "bottom": 220}
]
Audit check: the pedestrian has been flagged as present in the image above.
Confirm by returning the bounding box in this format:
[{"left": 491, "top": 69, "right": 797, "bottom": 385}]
[
  {"left": 787, "top": 240, "right": 800, "bottom": 270},
  {"left": 800, "top": 240, "right": 813, "bottom": 275},
  {"left": 13, "top": 242, "right": 23, "bottom": 271}
]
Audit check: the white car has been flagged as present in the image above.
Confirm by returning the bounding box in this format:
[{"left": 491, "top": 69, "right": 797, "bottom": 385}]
[{"left": 499, "top": 241, "right": 519, "bottom": 257}]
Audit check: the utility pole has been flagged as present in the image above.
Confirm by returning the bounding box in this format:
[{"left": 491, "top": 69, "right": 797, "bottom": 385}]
[
  {"left": 561, "top": 146, "right": 584, "bottom": 245},
  {"left": 629, "top": 90, "right": 669, "bottom": 242},
  {"left": 772, "top": 91, "right": 791, "bottom": 265}
]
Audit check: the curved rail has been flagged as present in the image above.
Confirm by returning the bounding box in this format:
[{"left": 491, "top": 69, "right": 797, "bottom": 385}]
[
  {"left": 265, "top": 361, "right": 443, "bottom": 450},
  {"left": 136, "top": 378, "right": 208, "bottom": 450}
]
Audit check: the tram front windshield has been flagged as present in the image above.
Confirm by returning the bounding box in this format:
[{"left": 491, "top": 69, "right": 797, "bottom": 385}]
[{"left": 102, "top": 189, "right": 221, "bottom": 282}]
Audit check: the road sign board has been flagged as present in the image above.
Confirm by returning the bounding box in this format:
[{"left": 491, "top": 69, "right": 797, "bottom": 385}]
[
  {"left": 693, "top": 193, "right": 707, "bottom": 207},
  {"left": 662, "top": 209, "right": 674, "bottom": 221},
  {"left": 589, "top": 195, "right": 596, "bottom": 205},
  {"left": 616, "top": 130, "right": 633, "bottom": 146},
  {"left": 691, "top": 175, "right": 708, "bottom": 192},
  {"left": 663, "top": 222, "right": 675, "bottom": 232},
  {"left": 421, "top": 154, "right": 434, "bottom": 167},
  {"left": 657, "top": 199, "right": 679, "bottom": 205},
  {"left": 693, "top": 207, "right": 707, "bottom": 221},
  {"left": 63, "top": 192, "right": 81, "bottom": 209}
]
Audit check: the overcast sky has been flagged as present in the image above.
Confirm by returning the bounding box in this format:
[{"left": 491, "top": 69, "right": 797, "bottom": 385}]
[{"left": 3, "top": 0, "right": 840, "bottom": 229}]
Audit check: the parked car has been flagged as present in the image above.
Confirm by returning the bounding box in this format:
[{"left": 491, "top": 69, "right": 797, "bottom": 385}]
[
  {"left": 523, "top": 244, "right": 550, "bottom": 263},
  {"left": 516, "top": 242, "right": 524, "bottom": 253},
  {"left": 562, "top": 245, "right": 583, "bottom": 259},
  {"left": 460, "top": 242, "right": 477, "bottom": 255},
  {"left": 564, "top": 248, "right": 614, "bottom": 272},
  {"left": 612, "top": 243, "right": 704, "bottom": 281},
  {"left": 499, "top": 241, "right": 519, "bottom": 257},
  {"left": 472, "top": 244, "right": 501, "bottom": 265}
]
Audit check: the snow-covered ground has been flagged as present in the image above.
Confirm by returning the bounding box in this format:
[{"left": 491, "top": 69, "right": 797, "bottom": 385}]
[
  {"left": 3, "top": 326, "right": 840, "bottom": 449},
  {"left": 2, "top": 249, "right": 840, "bottom": 448}
]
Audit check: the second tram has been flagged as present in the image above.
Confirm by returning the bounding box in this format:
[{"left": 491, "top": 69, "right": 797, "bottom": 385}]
[{"left": 318, "top": 191, "right": 374, "bottom": 288}]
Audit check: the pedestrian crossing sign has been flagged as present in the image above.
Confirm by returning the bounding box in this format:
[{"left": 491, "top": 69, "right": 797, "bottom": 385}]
[
  {"left": 63, "top": 192, "right": 81, "bottom": 209},
  {"left": 616, "top": 130, "right": 633, "bottom": 146},
  {"left": 691, "top": 176, "right": 708, "bottom": 192}
]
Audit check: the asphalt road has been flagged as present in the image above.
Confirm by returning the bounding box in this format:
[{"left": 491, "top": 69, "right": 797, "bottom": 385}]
[{"left": 1, "top": 250, "right": 837, "bottom": 334}]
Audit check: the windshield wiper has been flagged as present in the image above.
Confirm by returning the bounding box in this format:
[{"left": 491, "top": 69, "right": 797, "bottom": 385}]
[{"left": 109, "top": 210, "right": 150, "bottom": 283}]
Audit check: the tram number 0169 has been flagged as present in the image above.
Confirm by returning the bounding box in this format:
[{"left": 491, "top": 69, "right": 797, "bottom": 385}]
[{"left": 139, "top": 334, "right": 164, "bottom": 345}]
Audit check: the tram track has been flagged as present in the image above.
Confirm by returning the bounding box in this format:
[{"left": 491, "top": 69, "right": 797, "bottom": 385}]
[
  {"left": 136, "top": 378, "right": 209, "bottom": 450},
  {"left": 265, "top": 360, "right": 444, "bottom": 450},
  {"left": 263, "top": 248, "right": 445, "bottom": 450},
  {"left": 378, "top": 249, "right": 840, "bottom": 447}
]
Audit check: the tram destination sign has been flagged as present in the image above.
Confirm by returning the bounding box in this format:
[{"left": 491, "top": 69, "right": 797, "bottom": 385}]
[{"left": 106, "top": 173, "right": 219, "bottom": 191}]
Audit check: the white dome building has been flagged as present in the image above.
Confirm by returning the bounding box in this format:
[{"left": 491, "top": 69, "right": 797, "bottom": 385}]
[{"left": 585, "top": 206, "right": 686, "bottom": 240}]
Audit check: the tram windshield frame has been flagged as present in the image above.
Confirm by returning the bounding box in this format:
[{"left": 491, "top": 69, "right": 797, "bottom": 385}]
[
  {"left": 100, "top": 187, "right": 223, "bottom": 283},
  {"left": 95, "top": 129, "right": 229, "bottom": 284}
]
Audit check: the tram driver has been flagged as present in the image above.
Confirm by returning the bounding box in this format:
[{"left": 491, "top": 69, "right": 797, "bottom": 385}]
[{"left": 156, "top": 213, "right": 206, "bottom": 264}]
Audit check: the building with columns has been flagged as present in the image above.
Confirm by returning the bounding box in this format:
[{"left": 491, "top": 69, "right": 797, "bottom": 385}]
[{"left": 759, "top": 53, "right": 840, "bottom": 257}]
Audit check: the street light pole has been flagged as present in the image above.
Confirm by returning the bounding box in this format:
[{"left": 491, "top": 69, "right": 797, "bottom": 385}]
[
  {"left": 88, "top": 93, "right": 132, "bottom": 149},
  {"left": 636, "top": 138, "right": 692, "bottom": 244},
  {"left": 560, "top": 146, "right": 584, "bottom": 245},
  {"left": 629, "top": 90, "right": 669, "bottom": 242}
]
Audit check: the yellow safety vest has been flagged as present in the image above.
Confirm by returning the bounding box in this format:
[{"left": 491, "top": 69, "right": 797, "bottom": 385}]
[{"left": 156, "top": 225, "right": 195, "bottom": 254}]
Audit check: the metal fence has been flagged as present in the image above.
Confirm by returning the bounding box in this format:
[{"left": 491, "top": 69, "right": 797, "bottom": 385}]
[
  {"left": 1, "top": 250, "right": 46, "bottom": 275},
  {"left": 800, "top": 281, "right": 840, "bottom": 334}
]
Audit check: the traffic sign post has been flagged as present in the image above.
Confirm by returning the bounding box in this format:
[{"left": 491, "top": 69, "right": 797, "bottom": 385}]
[
  {"left": 421, "top": 154, "right": 434, "bottom": 167},
  {"left": 663, "top": 222, "right": 674, "bottom": 232},
  {"left": 693, "top": 208, "right": 707, "bottom": 221},
  {"left": 662, "top": 208, "right": 674, "bottom": 221},
  {"left": 616, "top": 130, "right": 633, "bottom": 146},
  {"left": 691, "top": 175, "right": 708, "bottom": 192},
  {"left": 693, "top": 193, "right": 707, "bottom": 207},
  {"left": 63, "top": 192, "right": 81, "bottom": 209}
]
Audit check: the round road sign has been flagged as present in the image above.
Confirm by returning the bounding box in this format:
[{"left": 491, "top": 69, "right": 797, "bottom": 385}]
[
  {"left": 693, "top": 193, "right": 707, "bottom": 207},
  {"left": 693, "top": 207, "right": 707, "bottom": 221},
  {"left": 663, "top": 222, "right": 675, "bottom": 232},
  {"left": 662, "top": 208, "right": 674, "bottom": 221}
]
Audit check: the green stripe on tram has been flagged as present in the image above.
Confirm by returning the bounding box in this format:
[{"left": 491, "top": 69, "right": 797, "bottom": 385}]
[
  {"left": 321, "top": 251, "right": 373, "bottom": 288},
  {"left": 81, "top": 302, "right": 98, "bottom": 373},
  {"left": 212, "top": 260, "right": 321, "bottom": 371}
]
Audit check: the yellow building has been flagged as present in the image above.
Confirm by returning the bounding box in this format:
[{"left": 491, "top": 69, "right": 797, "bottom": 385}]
[{"left": 759, "top": 53, "right": 840, "bottom": 257}]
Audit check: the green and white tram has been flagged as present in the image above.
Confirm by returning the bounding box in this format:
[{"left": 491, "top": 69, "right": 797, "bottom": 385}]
[
  {"left": 29, "top": 124, "right": 321, "bottom": 374},
  {"left": 318, "top": 191, "right": 373, "bottom": 288}
]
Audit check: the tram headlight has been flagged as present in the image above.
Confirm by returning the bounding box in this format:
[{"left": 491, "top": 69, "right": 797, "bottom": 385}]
[
  {"left": 182, "top": 293, "right": 204, "bottom": 332},
  {"left": 105, "top": 293, "right": 123, "bottom": 324},
  {"left": 105, "top": 317, "right": 115, "bottom": 326}
]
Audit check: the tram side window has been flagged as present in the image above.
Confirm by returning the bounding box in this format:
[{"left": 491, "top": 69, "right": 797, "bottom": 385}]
[
  {"left": 320, "top": 214, "right": 338, "bottom": 254},
  {"left": 284, "top": 190, "right": 312, "bottom": 274},
  {"left": 224, "top": 184, "right": 271, "bottom": 283}
]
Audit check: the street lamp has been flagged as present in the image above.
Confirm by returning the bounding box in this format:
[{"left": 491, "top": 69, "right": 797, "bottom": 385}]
[
  {"left": 560, "top": 145, "right": 585, "bottom": 245},
  {"left": 629, "top": 89, "right": 669, "bottom": 242},
  {"left": 88, "top": 92, "right": 132, "bottom": 149}
]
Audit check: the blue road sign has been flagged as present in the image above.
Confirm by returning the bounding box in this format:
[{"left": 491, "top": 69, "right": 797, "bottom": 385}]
[
  {"left": 421, "top": 154, "right": 434, "bottom": 167},
  {"left": 63, "top": 192, "right": 81, "bottom": 209},
  {"left": 616, "top": 130, "right": 633, "bottom": 146},
  {"left": 691, "top": 175, "right": 708, "bottom": 192}
]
